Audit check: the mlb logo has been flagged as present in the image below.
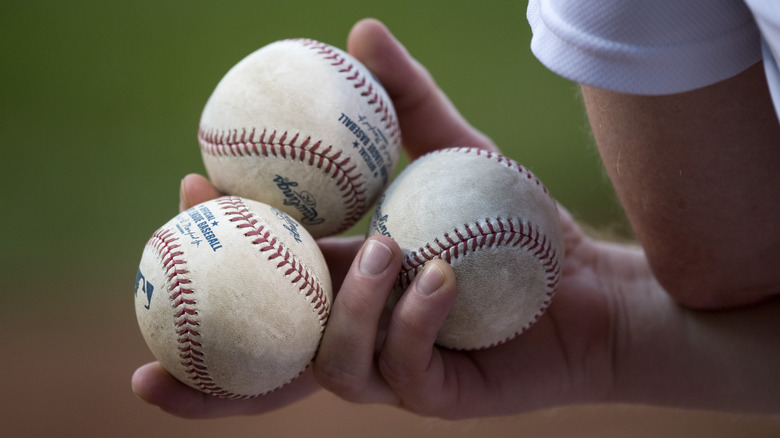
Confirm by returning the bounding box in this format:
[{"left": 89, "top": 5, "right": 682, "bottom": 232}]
[{"left": 135, "top": 270, "right": 154, "bottom": 310}]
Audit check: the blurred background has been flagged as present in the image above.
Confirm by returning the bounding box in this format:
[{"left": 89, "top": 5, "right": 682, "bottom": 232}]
[{"left": 1, "top": 1, "right": 777, "bottom": 436}]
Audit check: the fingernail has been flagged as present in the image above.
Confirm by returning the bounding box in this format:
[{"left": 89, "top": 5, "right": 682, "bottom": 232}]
[
  {"left": 359, "top": 240, "right": 393, "bottom": 275},
  {"left": 416, "top": 262, "right": 445, "bottom": 296}
]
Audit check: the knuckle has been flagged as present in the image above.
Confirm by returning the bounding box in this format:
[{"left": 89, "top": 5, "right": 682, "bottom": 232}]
[
  {"left": 313, "top": 361, "right": 367, "bottom": 402},
  {"left": 377, "top": 351, "right": 415, "bottom": 389},
  {"left": 337, "top": 289, "right": 374, "bottom": 320},
  {"left": 392, "top": 305, "right": 435, "bottom": 340},
  {"left": 377, "top": 352, "right": 451, "bottom": 419}
]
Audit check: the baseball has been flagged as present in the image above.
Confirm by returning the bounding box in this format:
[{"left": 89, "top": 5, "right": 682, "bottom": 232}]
[
  {"left": 134, "top": 196, "right": 332, "bottom": 398},
  {"left": 198, "top": 39, "right": 402, "bottom": 238},
  {"left": 368, "top": 148, "right": 564, "bottom": 350}
]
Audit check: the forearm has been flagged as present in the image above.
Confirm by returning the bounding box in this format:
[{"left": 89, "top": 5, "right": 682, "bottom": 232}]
[
  {"left": 610, "top": 284, "right": 780, "bottom": 413},
  {"left": 580, "top": 62, "right": 780, "bottom": 308}
]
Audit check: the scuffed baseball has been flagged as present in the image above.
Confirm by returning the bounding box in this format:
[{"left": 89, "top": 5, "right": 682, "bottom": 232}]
[
  {"left": 199, "top": 39, "right": 402, "bottom": 238},
  {"left": 134, "top": 196, "right": 332, "bottom": 398},
  {"left": 368, "top": 148, "right": 564, "bottom": 350}
]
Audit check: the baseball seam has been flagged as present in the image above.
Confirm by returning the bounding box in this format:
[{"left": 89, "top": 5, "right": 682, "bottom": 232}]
[
  {"left": 218, "top": 196, "right": 331, "bottom": 327},
  {"left": 428, "top": 147, "right": 552, "bottom": 197},
  {"left": 295, "top": 38, "right": 401, "bottom": 140},
  {"left": 147, "top": 228, "right": 238, "bottom": 398},
  {"left": 146, "top": 198, "right": 330, "bottom": 399},
  {"left": 198, "top": 128, "right": 367, "bottom": 235},
  {"left": 398, "top": 217, "right": 561, "bottom": 349},
  {"left": 401, "top": 148, "right": 558, "bottom": 349},
  {"left": 198, "top": 38, "right": 401, "bottom": 236}
]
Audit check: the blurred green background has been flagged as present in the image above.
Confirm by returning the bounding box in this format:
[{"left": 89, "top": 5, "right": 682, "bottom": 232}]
[
  {"left": 1, "top": 0, "right": 629, "bottom": 315},
  {"left": 23, "top": 1, "right": 777, "bottom": 437},
  {"left": 3, "top": 2, "right": 779, "bottom": 437}
]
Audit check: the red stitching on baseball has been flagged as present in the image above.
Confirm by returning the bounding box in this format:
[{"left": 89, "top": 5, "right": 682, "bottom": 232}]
[
  {"left": 397, "top": 217, "right": 561, "bottom": 350},
  {"left": 217, "top": 196, "right": 331, "bottom": 324},
  {"left": 427, "top": 147, "right": 552, "bottom": 196},
  {"left": 294, "top": 38, "right": 401, "bottom": 141},
  {"left": 146, "top": 228, "right": 241, "bottom": 398},
  {"left": 145, "top": 200, "right": 330, "bottom": 399},
  {"left": 198, "top": 128, "right": 367, "bottom": 235}
]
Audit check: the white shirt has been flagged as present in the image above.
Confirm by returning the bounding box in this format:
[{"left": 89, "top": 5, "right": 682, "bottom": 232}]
[{"left": 528, "top": 0, "right": 780, "bottom": 121}]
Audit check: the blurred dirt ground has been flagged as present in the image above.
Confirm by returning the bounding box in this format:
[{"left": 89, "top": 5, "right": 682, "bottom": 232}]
[{"left": 3, "top": 284, "right": 779, "bottom": 438}]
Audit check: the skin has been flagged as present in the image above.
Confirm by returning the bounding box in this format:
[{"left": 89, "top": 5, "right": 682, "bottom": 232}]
[
  {"left": 581, "top": 66, "right": 780, "bottom": 309},
  {"left": 132, "top": 18, "right": 780, "bottom": 419}
]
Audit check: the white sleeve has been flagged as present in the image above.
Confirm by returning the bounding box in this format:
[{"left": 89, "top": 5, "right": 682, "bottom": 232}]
[
  {"left": 527, "top": 0, "right": 763, "bottom": 95},
  {"left": 745, "top": 0, "right": 780, "bottom": 122}
]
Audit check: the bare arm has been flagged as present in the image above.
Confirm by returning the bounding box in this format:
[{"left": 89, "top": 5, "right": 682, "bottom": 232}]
[
  {"left": 581, "top": 63, "right": 780, "bottom": 309},
  {"left": 132, "top": 20, "right": 780, "bottom": 418}
]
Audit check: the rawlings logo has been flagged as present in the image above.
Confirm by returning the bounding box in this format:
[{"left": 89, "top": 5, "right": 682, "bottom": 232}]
[
  {"left": 273, "top": 175, "right": 325, "bottom": 226},
  {"left": 370, "top": 195, "right": 391, "bottom": 238}
]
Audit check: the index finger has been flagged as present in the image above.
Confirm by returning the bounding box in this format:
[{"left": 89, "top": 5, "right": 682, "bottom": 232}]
[
  {"left": 313, "top": 236, "right": 403, "bottom": 406},
  {"left": 347, "top": 19, "right": 498, "bottom": 160}
]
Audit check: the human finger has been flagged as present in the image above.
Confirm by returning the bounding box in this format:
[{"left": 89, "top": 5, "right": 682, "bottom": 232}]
[
  {"left": 347, "top": 18, "right": 497, "bottom": 159},
  {"left": 179, "top": 173, "right": 222, "bottom": 212},
  {"left": 131, "top": 362, "right": 319, "bottom": 419},
  {"left": 377, "top": 259, "right": 458, "bottom": 414},
  {"left": 313, "top": 235, "right": 403, "bottom": 405},
  {"left": 316, "top": 235, "right": 366, "bottom": 292}
]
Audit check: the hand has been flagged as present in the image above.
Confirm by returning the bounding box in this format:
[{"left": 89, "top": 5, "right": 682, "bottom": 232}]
[
  {"left": 311, "top": 20, "right": 780, "bottom": 417},
  {"left": 132, "top": 174, "right": 321, "bottom": 418},
  {"left": 131, "top": 19, "right": 619, "bottom": 419},
  {"left": 132, "top": 19, "right": 780, "bottom": 419},
  {"left": 131, "top": 16, "right": 498, "bottom": 417}
]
